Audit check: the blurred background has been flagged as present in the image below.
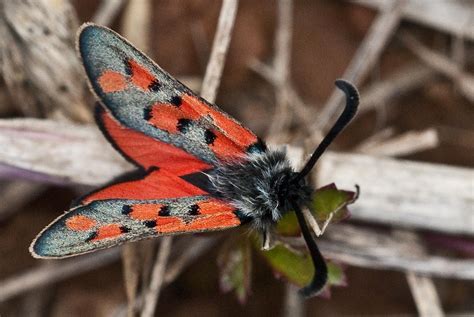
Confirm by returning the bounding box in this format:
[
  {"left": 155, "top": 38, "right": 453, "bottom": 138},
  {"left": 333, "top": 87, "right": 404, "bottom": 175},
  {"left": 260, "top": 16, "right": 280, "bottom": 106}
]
[{"left": 0, "top": 0, "right": 473, "bottom": 316}]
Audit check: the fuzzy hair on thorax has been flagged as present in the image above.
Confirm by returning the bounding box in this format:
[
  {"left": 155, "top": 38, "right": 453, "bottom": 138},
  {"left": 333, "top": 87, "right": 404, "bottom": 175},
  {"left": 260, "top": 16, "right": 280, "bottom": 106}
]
[{"left": 209, "top": 149, "right": 312, "bottom": 232}]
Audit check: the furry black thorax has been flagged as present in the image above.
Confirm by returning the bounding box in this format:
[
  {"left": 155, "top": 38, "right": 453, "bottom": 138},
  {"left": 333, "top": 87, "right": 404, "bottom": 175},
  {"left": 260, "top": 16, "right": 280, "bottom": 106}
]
[{"left": 208, "top": 150, "right": 313, "bottom": 232}]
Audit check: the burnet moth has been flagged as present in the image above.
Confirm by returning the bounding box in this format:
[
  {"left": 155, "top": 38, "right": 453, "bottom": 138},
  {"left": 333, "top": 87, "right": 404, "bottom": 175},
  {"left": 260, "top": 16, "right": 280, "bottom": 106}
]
[{"left": 30, "top": 23, "right": 359, "bottom": 297}]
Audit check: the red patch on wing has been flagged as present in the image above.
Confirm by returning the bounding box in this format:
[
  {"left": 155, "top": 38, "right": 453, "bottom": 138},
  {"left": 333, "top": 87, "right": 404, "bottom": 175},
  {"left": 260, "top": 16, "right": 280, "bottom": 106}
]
[
  {"left": 198, "top": 199, "right": 235, "bottom": 214},
  {"left": 148, "top": 103, "right": 199, "bottom": 133},
  {"left": 92, "top": 224, "right": 123, "bottom": 241},
  {"left": 66, "top": 215, "right": 97, "bottom": 231},
  {"left": 82, "top": 169, "right": 206, "bottom": 204},
  {"left": 155, "top": 217, "right": 186, "bottom": 233},
  {"left": 98, "top": 70, "right": 127, "bottom": 93},
  {"left": 187, "top": 213, "right": 241, "bottom": 231},
  {"left": 99, "top": 109, "right": 211, "bottom": 175},
  {"left": 129, "top": 204, "right": 163, "bottom": 221},
  {"left": 209, "top": 129, "right": 244, "bottom": 160},
  {"left": 128, "top": 59, "right": 157, "bottom": 90},
  {"left": 182, "top": 95, "right": 258, "bottom": 148}
]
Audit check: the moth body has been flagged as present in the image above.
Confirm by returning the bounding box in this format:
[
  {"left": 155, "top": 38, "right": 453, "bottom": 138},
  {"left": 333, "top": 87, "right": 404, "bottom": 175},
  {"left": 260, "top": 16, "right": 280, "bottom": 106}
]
[{"left": 209, "top": 149, "right": 312, "bottom": 232}]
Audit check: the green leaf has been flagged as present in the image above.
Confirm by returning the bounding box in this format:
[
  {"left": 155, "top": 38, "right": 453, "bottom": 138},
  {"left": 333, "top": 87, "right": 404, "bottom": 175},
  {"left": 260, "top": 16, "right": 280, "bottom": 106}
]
[
  {"left": 311, "top": 183, "right": 358, "bottom": 222},
  {"left": 260, "top": 243, "right": 347, "bottom": 295},
  {"left": 217, "top": 238, "right": 252, "bottom": 303},
  {"left": 260, "top": 243, "right": 314, "bottom": 287}
]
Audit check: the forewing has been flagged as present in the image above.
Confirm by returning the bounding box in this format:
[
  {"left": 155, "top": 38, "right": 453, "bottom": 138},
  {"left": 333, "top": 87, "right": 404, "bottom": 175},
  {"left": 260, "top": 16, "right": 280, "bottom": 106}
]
[
  {"left": 79, "top": 24, "right": 266, "bottom": 165},
  {"left": 31, "top": 196, "right": 241, "bottom": 258}
]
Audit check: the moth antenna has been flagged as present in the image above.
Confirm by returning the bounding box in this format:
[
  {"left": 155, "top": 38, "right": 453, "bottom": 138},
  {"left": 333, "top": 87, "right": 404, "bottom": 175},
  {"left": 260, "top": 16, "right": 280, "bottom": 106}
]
[
  {"left": 294, "top": 79, "right": 359, "bottom": 182},
  {"left": 292, "top": 201, "right": 328, "bottom": 297}
]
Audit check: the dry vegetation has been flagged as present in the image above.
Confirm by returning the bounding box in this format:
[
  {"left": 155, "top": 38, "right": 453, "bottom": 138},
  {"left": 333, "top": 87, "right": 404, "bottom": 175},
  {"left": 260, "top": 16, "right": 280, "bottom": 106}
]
[{"left": 0, "top": 0, "right": 473, "bottom": 316}]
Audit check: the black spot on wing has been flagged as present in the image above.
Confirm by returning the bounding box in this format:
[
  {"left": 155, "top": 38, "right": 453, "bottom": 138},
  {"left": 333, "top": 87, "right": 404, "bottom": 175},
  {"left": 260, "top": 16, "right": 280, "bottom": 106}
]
[
  {"left": 189, "top": 204, "right": 200, "bottom": 215},
  {"left": 177, "top": 118, "right": 191, "bottom": 132},
  {"left": 143, "top": 106, "right": 153, "bottom": 120},
  {"left": 85, "top": 231, "right": 98, "bottom": 242},
  {"left": 204, "top": 129, "right": 216, "bottom": 145},
  {"left": 144, "top": 220, "right": 157, "bottom": 228},
  {"left": 159, "top": 205, "right": 170, "bottom": 216},
  {"left": 124, "top": 58, "right": 132, "bottom": 76},
  {"left": 120, "top": 226, "right": 130, "bottom": 233},
  {"left": 170, "top": 95, "right": 182, "bottom": 107},
  {"left": 122, "top": 205, "right": 132, "bottom": 215},
  {"left": 148, "top": 80, "right": 161, "bottom": 92}
]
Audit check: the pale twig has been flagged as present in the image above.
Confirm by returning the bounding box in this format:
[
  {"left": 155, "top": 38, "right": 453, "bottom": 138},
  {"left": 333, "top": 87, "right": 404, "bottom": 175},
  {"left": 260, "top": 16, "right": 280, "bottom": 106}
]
[
  {"left": 315, "top": 0, "right": 407, "bottom": 131},
  {"left": 122, "top": 0, "right": 152, "bottom": 53},
  {"left": 393, "top": 230, "right": 444, "bottom": 317},
  {"left": 163, "top": 237, "right": 217, "bottom": 284},
  {"left": 355, "top": 128, "right": 439, "bottom": 157},
  {"left": 359, "top": 64, "right": 436, "bottom": 115},
  {"left": 92, "top": 0, "right": 127, "bottom": 26},
  {"left": 282, "top": 224, "right": 474, "bottom": 280},
  {"left": 267, "top": 0, "right": 293, "bottom": 142},
  {"left": 283, "top": 284, "right": 304, "bottom": 317},
  {"left": 317, "top": 152, "right": 474, "bottom": 236},
  {"left": 0, "top": 248, "right": 120, "bottom": 303},
  {"left": 399, "top": 33, "right": 474, "bottom": 102},
  {"left": 140, "top": 237, "right": 173, "bottom": 317},
  {"left": 354, "top": 0, "right": 474, "bottom": 40},
  {"left": 249, "top": 59, "right": 314, "bottom": 131},
  {"left": 200, "top": 0, "right": 239, "bottom": 103},
  {"left": 406, "top": 273, "right": 444, "bottom": 317}
]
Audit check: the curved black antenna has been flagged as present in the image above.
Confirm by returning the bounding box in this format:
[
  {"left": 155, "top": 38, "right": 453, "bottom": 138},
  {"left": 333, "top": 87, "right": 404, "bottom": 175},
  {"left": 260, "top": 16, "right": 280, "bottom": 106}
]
[
  {"left": 294, "top": 80, "right": 359, "bottom": 183},
  {"left": 291, "top": 201, "right": 328, "bottom": 298}
]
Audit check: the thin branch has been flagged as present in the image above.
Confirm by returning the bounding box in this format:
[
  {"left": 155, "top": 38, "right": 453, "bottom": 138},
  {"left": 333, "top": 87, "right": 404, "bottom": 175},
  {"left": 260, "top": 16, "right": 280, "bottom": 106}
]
[
  {"left": 0, "top": 248, "right": 120, "bottom": 303},
  {"left": 399, "top": 33, "right": 474, "bottom": 102},
  {"left": 283, "top": 284, "right": 304, "bottom": 317},
  {"left": 267, "top": 0, "right": 293, "bottom": 142},
  {"left": 0, "top": 181, "right": 45, "bottom": 221},
  {"left": 200, "top": 0, "right": 239, "bottom": 103},
  {"left": 355, "top": 128, "right": 439, "bottom": 157},
  {"left": 163, "top": 237, "right": 217, "bottom": 284},
  {"left": 315, "top": 0, "right": 407, "bottom": 131},
  {"left": 282, "top": 224, "right": 474, "bottom": 280},
  {"left": 358, "top": 64, "right": 436, "bottom": 115},
  {"left": 140, "top": 237, "right": 173, "bottom": 317},
  {"left": 122, "top": 0, "right": 152, "bottom": 53}
]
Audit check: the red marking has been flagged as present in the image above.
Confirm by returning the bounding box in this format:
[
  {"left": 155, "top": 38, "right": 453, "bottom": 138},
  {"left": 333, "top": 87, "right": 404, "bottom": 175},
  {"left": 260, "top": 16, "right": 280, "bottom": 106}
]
[
  {"left": 198, "top": 199, "right": 235, "bottom": 214},
  {"left": 98, "top": 70, "right": 127, "bottom": 93},
  {"left": 155, "top": 217, "right": 186, "bottom": 233},
  {"left": 129, "top": 204, "right": 163, "bottom": 220},
  {"left": 93, "top": 224, "right": 123, "bottom": 241},
  {"left": 66, "top": 215, "right": 97, "bottom": 231},
  {"left": 129, "top": 59, "right": 156, "bottom": 90},
  {"left": 187, "top": 213, "right": 240, "bottom": 231},
  {"left": 182, "top": 95, "right": 257, "bottom": 148},
  {"left": 148, "top": 104, "right": 198, "bottom": 133},
  {"left": 82, "top": 169, "right": 206, "bottom": 204},
  {"left": 100, "top": 110, "right": 211, "bottom": 174},
  {"left": 209, "top": 129, "right": 244, "bottom": 160}
]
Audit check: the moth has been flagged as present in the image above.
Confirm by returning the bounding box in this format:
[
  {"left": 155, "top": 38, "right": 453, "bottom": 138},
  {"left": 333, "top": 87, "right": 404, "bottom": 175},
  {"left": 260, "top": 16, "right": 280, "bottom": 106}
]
[{"left": 30, "top": 23, "right": 359, "bottom": 297}]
